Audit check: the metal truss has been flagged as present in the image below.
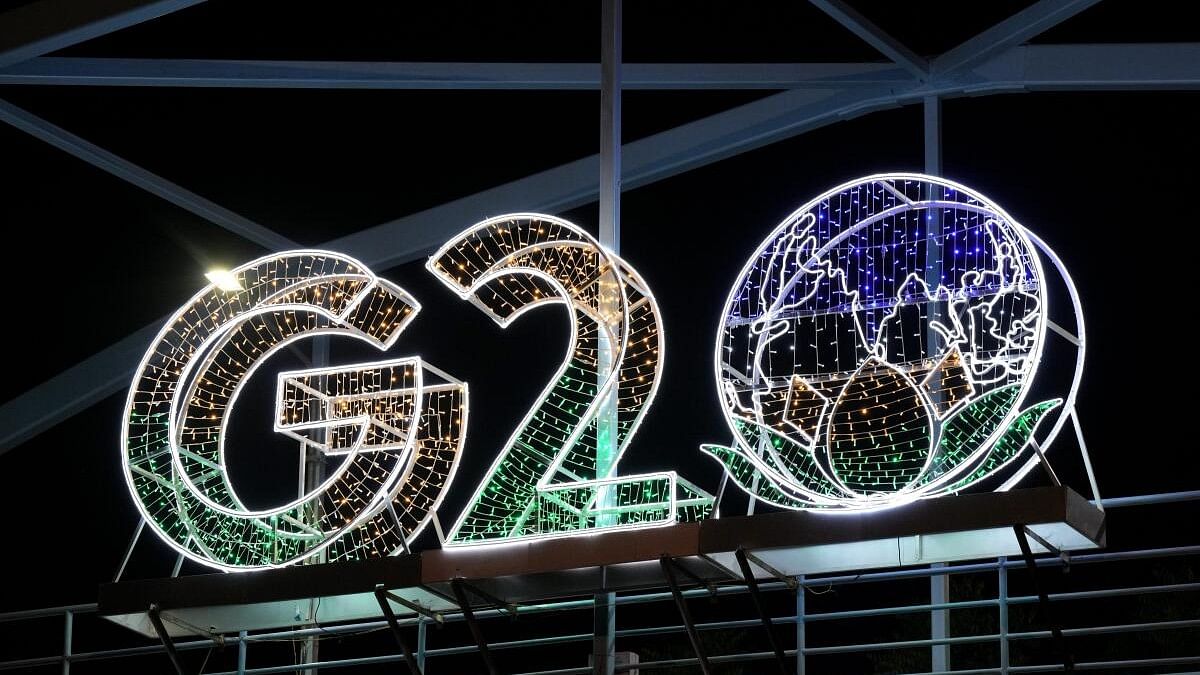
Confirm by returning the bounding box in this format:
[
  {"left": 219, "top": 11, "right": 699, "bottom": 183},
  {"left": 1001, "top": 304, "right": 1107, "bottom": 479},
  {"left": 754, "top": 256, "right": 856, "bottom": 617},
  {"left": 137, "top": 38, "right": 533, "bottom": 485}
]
[{"left": 0, "top": 1, "right": 1196, "bottom": 462}]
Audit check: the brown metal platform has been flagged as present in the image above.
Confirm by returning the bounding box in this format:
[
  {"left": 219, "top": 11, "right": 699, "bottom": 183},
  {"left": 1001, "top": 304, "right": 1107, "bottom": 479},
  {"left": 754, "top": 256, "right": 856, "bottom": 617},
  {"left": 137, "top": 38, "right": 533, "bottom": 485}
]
[{"left": 100, "top": 486, "right": 1105, "bottom": 637}]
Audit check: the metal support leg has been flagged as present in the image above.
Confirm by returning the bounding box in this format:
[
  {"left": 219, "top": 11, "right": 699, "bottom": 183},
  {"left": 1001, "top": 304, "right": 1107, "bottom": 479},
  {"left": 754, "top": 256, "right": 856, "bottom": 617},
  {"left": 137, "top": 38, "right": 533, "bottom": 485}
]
[
  {"left": 1070, "top": 409, "right": 1104, "bottom": 512},
  {"left": 998, "top": 558, "right": 1010, "bottom": 675},
  {"left": 147, "top": 604, "right": 186, "bottom": 675},
  {"left": 931, "top": 562, "right": 950, "bottom": 672},
  {"left": 450, "top": 580, "right": 500, "bottom": 675},
  {"left": 734, "top": 549, "right": 791, "bottom": 674},
  {"left": 1013, "top": 526, "right": 1073, "bottom": 672},
  {"left": 113, "top": 518, "right": 145, "bottom": 582},
  {"left": 373, "top": 587, "right": 424, "bottom": 674},
  {"left": 795, "top": 576, "right": 806, "bottom": 675},
  {"left": 924, "top": 91, "right": 951, "bottom": 675},
  {"left": 659, "top": 556, "right": 713, "bottom": 675}
]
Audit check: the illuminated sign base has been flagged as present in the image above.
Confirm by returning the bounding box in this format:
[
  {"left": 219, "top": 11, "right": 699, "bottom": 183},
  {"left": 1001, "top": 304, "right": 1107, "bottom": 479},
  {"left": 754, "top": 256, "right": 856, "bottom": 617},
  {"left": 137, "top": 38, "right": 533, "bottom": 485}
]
[{"left": 100, "top": 486, "right": 1103, "bottom": 637}]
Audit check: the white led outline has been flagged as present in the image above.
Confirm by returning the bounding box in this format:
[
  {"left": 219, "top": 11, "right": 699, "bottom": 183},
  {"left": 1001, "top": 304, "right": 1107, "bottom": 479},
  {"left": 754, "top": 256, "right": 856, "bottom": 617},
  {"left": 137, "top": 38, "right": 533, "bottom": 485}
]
[
  {"left": 121, "top": 249, "right": 467, "bottom": 571},
  {"left": 707, "top": 174, "right": 1079, "bottom": 512},
  {"left": 427, "top": 213, "right": 713, "bottom": 546}
]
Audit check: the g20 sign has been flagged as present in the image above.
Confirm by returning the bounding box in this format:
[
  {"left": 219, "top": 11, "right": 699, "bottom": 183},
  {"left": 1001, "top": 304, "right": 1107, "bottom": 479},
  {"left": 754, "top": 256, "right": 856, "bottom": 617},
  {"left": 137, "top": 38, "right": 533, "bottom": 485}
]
[{"left": 121, "top": 174, "right": 1084, "bottom": 570}]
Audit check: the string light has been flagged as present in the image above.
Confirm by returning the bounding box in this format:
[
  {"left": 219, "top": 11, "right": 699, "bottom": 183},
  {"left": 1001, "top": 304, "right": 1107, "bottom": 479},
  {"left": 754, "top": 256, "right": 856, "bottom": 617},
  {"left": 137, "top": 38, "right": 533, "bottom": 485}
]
[
  {"left": 121, "top": 251, "right": 467, "bottom": 571},
  {"left": 703, "top": 174, "right": 1070, "bottom": 511},
  {"left": 428, "top": 214, "right": 714, "bottom": 545}
]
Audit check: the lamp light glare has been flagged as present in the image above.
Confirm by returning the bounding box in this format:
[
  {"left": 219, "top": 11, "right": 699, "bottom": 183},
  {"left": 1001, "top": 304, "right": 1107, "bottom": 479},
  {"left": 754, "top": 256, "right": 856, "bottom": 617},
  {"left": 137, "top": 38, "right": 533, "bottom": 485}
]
[{"left": 204, "top": 269, "right": 243, "bottom": 292}]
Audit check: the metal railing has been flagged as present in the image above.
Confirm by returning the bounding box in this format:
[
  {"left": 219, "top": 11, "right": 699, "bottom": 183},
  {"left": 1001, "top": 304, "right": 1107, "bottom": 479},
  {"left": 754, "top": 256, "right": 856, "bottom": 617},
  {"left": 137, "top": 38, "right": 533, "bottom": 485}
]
[{"left": 2, "top": 490, "right": 1197, "bottom": 674}]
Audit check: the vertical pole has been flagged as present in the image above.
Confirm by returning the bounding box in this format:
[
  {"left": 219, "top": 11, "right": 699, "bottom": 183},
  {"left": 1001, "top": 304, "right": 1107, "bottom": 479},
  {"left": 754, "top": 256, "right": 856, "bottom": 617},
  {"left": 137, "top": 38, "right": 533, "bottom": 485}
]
[
  {"left": 998, "top": 558, "right": 1010, "bottom": 675},
  {"left": 795, "top": 575, "right": 806, "bottom": 675},
  {"left": 593, "top": 588, "right": 616, "bottom": 675},
  {"left": 931, "top": 563, "right": 949, "bottom": 672},
  {"left": 599, "top": 0, "right": 621, "bottom": 253},
  {"left": 237, "top": 630, "right": 247, "bottom": 675},
  {"left": 595, "top": 3, "right": 621, "bottom": 674},
  {"left": 924, "top": 94, "right": 951, "bottom": 675},
  {"left": 61, "top": 609, "right": 72, "bottom": 675},
  {"left": 417, "top": 617, "right": 428, "bottom": 671},
  {"left": 301, "top": 336, "right": 329, "bottom": 675},
  {"left": 923, "top": 95, "right": 942, "bottom": 177}
]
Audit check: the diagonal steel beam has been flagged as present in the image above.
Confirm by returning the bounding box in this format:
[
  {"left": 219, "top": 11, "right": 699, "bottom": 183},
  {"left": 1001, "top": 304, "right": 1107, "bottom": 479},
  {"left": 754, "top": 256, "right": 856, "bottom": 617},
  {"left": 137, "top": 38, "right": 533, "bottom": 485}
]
[
  {"left": 0, "top": 57, "right": 915, "bottom": 89},
  {"left": 0, "top": 98, "right": 298, "bottom": 250},
  {"left": 808, "top": 0, "right": 928, "bottom": 79},
  {"left": 0, "top": 322, "right": 161, "bottom": 452},
  {"left": 932, "top": 0, "right": 1102, "bottom": 76},
  {"left": 961, "top": 43, "right": 1200, "bottom": 92},
  {"left": 326, "top": 85, "right": 905, "bottom": 270},
  {"left": 0, "top": 0, "right": 205, "bottom": 70}
]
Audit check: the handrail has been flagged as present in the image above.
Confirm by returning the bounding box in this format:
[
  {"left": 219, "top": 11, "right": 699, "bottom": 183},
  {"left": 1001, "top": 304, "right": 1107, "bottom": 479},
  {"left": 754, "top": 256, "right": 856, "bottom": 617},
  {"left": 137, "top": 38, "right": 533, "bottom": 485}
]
[{"left": 0, "top": 489, "right": 1196, "bottom": 674}]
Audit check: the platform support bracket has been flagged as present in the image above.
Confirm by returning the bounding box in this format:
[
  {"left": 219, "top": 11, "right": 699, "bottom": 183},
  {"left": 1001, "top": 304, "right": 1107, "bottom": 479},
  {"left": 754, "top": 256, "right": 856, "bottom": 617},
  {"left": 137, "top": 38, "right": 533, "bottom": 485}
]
[
  {"left": 373, "top": 586, "right": 424, "bottom": 674},
  {"left": 449, "top": 579, "right": 501, "bottom": 675},
  {"left": 735, "top": 548, "right": 792, "bottom": 674},
  {"left": 659, "top": 555, "right": 713, "bottom": 675},
  {"left": 1014, "top": 525, "right": 1074, "bottom": 672}
]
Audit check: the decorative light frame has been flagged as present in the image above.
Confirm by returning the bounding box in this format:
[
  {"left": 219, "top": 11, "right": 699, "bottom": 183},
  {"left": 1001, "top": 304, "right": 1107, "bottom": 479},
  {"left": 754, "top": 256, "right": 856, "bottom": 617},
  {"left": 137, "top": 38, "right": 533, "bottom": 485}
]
[
  {"left": 703, "top": 174, "right": 1085, "bottom": 511},
  {"left": 121, "top": 250, "right": 467, "bottom": 571},
  {"left": 427, "top": 213, "right": 713, "bottom": 546}
]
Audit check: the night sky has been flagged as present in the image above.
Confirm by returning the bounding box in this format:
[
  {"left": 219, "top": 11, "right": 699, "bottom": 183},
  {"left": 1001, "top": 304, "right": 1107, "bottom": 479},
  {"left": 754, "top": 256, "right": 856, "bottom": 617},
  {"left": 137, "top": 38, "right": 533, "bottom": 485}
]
[{"left": 1, "top": 1, "right": 1198, "bottom": 672}]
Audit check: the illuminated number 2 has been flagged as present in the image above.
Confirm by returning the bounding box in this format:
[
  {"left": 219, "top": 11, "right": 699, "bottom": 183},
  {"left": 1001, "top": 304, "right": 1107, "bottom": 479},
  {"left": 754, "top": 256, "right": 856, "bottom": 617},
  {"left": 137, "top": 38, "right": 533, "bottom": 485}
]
[{"left": 428, "top": 214, "right": 713, "bottom": 545}]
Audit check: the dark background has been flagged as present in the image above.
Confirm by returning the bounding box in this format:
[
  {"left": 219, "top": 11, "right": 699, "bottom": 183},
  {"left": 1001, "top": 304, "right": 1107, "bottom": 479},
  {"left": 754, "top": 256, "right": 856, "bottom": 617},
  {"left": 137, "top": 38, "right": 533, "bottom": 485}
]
[{"left": 1, "top": 1, "right": 1197, "bottom": 672}]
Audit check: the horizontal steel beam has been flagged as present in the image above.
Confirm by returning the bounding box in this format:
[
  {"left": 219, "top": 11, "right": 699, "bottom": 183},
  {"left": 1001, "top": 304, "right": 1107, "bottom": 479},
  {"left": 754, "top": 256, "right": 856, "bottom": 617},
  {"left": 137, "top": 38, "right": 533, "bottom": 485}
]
[
  {"left": 5, "top": 43, "right": 1192, "bottom": 94},
  {"left": 0, "top": 57, "right": 913, "bottom": 89},
  {"left": 932, "top": 0, "right": 1102, "bottom": 75},
  {"left": 0, "top": 0, "right": 205, "bottom": 70},
  {"left": 963, "top": 43, "right": 1200, "bottom": 91}
]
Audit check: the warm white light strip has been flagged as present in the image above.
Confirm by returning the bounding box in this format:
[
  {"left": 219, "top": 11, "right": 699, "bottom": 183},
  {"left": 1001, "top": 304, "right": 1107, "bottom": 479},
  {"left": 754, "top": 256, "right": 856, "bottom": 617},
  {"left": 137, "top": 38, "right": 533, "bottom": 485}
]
[
  {"left": 121, "top": 250, "right": 467, "bottom": 571},
  {"left": 428, "top": 213, "right": 713, "bottom": 546}
]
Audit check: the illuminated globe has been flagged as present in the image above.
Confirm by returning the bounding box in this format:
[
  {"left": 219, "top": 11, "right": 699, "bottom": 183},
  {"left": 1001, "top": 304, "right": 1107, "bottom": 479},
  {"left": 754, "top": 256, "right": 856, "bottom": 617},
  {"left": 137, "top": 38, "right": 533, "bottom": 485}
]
[{"left": 703, "top": 174, "right": 1074, "bottom": 511}]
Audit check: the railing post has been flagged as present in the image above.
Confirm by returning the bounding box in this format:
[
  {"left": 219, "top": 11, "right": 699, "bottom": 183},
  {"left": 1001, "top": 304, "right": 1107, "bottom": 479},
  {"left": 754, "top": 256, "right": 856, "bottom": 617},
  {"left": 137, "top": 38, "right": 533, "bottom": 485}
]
[
  {"left": 237, "top": 630, "right": 247, "bottom": 675},
  {"left": 931, "top": 562, "right": 950, "bottom": 672},
  {"left": 61, "top": 609, "right": 72, "bottom": 675},
  {"left": 796, "top": 575, "right": 806, "bottom": 675},
  {"left": 417, "top": 617, "right": 427, "bottom": 671},
  {"left": 998, "top": 557, "right": 1009, "bottom": 675}
]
